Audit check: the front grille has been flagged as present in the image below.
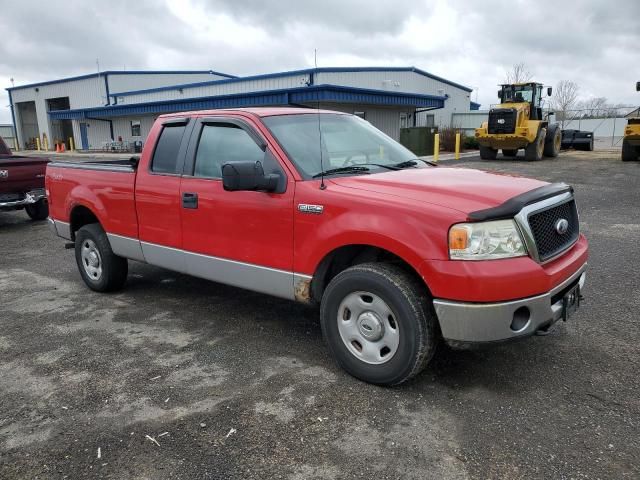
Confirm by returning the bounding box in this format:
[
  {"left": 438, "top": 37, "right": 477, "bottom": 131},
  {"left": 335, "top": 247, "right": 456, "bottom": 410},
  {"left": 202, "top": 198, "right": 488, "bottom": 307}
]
[
  {"left": 488, "top": 108, "right": 517, "bottom": 134},
  {"left": 528, "top": 199, "right": 579, "bottom": 262}
]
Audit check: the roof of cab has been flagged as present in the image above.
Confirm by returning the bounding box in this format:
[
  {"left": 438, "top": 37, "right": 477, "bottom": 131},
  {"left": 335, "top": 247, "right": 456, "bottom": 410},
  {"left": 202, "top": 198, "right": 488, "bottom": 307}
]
[{"left": 159, "top": 107, "right": 349, "bottom": 119}]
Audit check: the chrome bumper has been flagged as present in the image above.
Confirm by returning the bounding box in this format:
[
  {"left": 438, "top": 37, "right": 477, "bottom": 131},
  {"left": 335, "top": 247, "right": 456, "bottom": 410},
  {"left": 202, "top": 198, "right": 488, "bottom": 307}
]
[
  {"left": 0, "top": 189, "right": 46, "bottom": 208},
  {"left": 433, "top": 263, "right": 587, "bottom": 343}
]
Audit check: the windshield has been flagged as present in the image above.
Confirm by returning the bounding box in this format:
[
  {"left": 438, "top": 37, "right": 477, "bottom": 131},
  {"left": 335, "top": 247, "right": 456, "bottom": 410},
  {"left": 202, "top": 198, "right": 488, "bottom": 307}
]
[
  {"left": 262, "top": 113, "right": 420, "bottom": 178},
  {"left": 502, "top": 85, "right": 534, "bottom": 103}
]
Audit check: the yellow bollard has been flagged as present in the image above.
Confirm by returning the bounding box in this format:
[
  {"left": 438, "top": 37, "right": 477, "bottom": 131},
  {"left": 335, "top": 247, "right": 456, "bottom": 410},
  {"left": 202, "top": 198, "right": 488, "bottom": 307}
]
[
  {"left": 36, "top": 137, "right": 41, "bottom": 151},
  {"left": 69, "top": 137, "right": 75, "bottom": 151},
  {"left": 433, "top": 133, "right": 440, "bottom": 162},
  {"left": 43, "top": 137, "right": 49, "bottom": 151},
  {"left": 455, "top": 133, "right": 461, "bottom": 160}
]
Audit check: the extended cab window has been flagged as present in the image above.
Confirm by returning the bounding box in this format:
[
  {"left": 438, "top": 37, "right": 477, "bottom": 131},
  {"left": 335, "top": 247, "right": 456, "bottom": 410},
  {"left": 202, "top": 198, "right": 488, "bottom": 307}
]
[
  {"left": 151, "top": 125, "right": 186, "bottom": 174},
  {"left": 194, "top": 124, "right": 264, "bottom": 179}
]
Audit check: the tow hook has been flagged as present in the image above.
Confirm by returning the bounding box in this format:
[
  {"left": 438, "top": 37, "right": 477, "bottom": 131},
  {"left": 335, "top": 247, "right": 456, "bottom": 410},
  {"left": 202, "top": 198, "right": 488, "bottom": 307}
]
[{"left": 64, "top": 242, "right": 75, "bottom": 249}]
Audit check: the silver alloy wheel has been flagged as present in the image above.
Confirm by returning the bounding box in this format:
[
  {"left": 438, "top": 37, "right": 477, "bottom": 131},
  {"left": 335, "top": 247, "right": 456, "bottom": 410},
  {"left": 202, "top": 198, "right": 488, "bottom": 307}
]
[
  {"left": 81, "top": 239, "right": 102, "bottom": 281},
  {"left": 337, "top": 291, "right": 400, "bottom": 364}
]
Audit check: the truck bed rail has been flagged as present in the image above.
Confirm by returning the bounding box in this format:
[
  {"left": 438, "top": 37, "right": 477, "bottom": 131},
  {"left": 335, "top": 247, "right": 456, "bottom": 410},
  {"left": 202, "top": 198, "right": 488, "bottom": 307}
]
[{"left": 48, "top": 158, "right": 138, "bottom": 173}]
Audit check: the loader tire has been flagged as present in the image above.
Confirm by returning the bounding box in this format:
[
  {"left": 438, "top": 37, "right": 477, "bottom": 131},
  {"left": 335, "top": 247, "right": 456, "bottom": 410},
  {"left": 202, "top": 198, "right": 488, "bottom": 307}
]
[
  {"left": 525, "top": 128, "right": 546, "bottom": 161},
  {"left": 479, "top": 146, "right": 498, "bottom": 160},
  {"left": 544, "top": 125, "right": 561, "bottom": 157}
]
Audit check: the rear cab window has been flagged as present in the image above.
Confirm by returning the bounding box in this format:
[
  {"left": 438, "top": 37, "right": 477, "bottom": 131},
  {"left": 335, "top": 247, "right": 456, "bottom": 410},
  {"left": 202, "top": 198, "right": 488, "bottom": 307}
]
[{"left": 150, "top": 124, "right": 187, "bottom": 174}]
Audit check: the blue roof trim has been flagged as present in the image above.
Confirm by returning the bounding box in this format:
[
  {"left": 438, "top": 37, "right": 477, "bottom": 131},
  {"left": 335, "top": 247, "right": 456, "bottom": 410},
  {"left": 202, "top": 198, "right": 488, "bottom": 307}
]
[
  {"left": 6, "top": 70, "right": 236, "bottom": 91},
  {"left": 109, "top": 66, "right": 473, "bottom": 98},
  {"left": 470, "top": 101, "right": 481, "bottom": 110},
  {"left": 48, "top": 84, "right": 445, "bottom": 120}
]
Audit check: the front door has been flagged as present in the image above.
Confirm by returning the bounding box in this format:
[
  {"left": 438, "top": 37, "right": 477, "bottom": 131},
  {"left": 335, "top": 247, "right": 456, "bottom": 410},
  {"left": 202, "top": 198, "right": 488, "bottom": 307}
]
[{"left": 179, "top": 116, "right": 295, "bottom": 299}]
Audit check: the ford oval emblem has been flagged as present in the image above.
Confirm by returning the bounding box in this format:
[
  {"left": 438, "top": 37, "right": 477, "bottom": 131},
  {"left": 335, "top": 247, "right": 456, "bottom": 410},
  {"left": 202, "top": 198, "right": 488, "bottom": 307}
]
[{"left": 555, "top": 218, "right": 569, "bottom": 235}]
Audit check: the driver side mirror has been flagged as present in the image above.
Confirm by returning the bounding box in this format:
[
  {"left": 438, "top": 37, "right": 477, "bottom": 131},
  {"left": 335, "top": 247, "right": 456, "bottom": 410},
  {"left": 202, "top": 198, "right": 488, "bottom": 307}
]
[
  {"left": 547, "top": 87, "right": 553, "bottom": 96},
  {"left": 497, "top": 90, "right": 502, "bottom": 99},
  {"left": 636, "top": 81, "right": 640, "bottom": 92},
  {"left": 222, "top": 160, "right": 279, "bottom": 193}
]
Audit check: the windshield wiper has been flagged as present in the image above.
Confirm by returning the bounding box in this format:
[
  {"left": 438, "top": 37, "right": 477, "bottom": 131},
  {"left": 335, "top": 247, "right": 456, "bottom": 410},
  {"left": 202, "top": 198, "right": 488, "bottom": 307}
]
[
  {"left": 393, "top": 158, "right": 438, "bottom": 168},
  {"left": 312, "top": 166, "right": 371, "bottom": 178}
]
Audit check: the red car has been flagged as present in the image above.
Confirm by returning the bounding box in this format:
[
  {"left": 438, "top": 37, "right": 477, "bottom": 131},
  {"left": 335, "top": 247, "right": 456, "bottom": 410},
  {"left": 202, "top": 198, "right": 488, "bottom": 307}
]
[
  {"left": 46, "top": 108, "right": 588, "bottom": 385},
  {"left": 0, "top": 136, "right": 49, "bottom": 220}
]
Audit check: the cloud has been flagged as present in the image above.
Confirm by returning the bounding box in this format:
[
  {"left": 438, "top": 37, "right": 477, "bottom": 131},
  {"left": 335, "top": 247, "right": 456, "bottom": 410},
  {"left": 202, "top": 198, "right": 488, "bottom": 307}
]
[{"left": 1, "top": 0, "right": 639, "bottom": 124}]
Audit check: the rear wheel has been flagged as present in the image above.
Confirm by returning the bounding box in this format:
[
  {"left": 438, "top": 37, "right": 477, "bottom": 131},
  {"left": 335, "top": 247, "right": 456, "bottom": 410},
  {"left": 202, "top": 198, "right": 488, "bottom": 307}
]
[
  {"left": 502, "top": 149, "right": 518, "bottom": 157},
  {"left": 320, "top": 263, "right": 438, "bottom": 386},
  {"left": 622, "top": 139, "right": 638, "bottom": 161},
  {"left": 25, "top": 199, "right": 48, "bottom": 221},
  {"left": 75, "top": 223, "right": 128, "bottom": 292},
  {"left": 479, "top": 146, "right": 498, "bottom": 160},
  {"left": 543, "top": 126, "right": 561, "bottom": 157},
  {"left": 525, "top": 128, "right": 546, "bottom": 161}
]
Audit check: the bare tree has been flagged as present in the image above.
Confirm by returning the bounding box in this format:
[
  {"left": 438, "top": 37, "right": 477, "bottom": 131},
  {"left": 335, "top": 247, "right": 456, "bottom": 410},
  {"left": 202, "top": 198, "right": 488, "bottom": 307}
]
[
  {"left": 505, "top": 63, "right": 533, "bottom": 84},
  {"left": 577, "top": 97, "right": 609, "bottom": 118},
  {"left": 551, "top": 80, "right": 580, "bottom": 128}
]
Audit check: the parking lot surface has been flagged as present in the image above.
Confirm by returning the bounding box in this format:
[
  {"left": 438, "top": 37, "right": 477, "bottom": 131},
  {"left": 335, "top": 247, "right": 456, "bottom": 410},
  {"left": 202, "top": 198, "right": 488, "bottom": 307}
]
[{"left": 1, "top": 150, "right": 638, "bottom": 479}]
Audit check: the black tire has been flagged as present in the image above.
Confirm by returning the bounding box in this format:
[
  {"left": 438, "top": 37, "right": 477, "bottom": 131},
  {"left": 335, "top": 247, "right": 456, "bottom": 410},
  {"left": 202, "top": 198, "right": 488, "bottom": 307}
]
[
  {"left": 479, "top": 146, "right": 498, "bottom": 160},
  {"left": 502, "top": 149, "right": 518, "bottom": 157},
  {"left": 25, "top": 199, "right": 49, "bottom": 221},
  {"left": 525, "top": 127, "right": 546, "bottom": 161},
  {"left": 574, "top": 139, "right": 594, "bottom": 152},
  {"left": 75, "top": 223, "right": 128, "bottom": 292},
  {"left": 543, "top": 125, "right": 561, "bottom": 157},
  {"left": 622, "top": 139, "right": 638, "bottom": 161},
  {"left": 320, "top": 263, "right": 438, "bottom": 386}
]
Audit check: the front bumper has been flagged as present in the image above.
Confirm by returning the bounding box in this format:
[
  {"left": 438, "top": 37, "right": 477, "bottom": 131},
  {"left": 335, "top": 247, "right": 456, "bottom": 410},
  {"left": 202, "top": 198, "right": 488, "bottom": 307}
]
[
  {"left": 0, "top": 189, "right": 46, "bottom": 209},
  {"left": 433, "top": 262, "right": 587, "bottom": 343},
  {"left": 475, "top": 127, "right": 533, "bottom": 149}
]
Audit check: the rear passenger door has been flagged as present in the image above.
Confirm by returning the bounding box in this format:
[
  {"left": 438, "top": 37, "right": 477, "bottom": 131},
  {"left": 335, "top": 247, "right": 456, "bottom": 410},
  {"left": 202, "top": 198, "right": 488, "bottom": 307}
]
[
  {"left": 179, "top": 116, "right": 295, "bottom": 298},
  {"left": 135, "top": 117, "right": 193, "bottom": 271}
]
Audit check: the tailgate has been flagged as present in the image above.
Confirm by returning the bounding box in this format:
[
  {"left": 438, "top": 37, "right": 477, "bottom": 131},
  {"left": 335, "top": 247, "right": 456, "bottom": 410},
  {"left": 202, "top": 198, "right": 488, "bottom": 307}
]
[{"left": 0, "top": 157, "right": 49, "bottom": 194}]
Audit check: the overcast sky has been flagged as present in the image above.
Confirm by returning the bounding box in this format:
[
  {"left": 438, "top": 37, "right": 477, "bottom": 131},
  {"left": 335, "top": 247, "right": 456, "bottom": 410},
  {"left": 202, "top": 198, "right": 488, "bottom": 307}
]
[{"left": 1, "top": 0, "right": 639, "bottom": 124}]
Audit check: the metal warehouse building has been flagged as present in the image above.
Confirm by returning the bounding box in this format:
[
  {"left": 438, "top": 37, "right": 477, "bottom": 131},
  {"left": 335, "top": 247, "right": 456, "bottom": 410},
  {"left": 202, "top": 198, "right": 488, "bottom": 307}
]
[{"left": 6, "top": 67, "right": 479, "bottom": 151}]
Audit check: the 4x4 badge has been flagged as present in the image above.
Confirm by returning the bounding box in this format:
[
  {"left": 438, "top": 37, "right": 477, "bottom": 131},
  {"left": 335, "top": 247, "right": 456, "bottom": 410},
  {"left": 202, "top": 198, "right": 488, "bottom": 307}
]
[{"left": 298, "top": 204, "right": 324, "bottom": 215}]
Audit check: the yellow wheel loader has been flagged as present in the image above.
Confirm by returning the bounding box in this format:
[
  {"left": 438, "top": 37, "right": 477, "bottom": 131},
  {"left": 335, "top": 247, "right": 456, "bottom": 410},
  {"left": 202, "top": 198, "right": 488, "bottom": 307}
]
[
  {"left": 621, "top": 82, "right": 640, "bottom": 162},
  {"left": 475, "top": 82, "right": 561, "bottom": 161}
]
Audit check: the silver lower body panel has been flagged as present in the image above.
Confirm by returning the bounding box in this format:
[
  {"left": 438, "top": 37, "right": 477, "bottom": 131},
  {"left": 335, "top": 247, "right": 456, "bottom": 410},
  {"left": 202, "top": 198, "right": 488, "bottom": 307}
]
[{"left": 433, "top": 263, "right": 587, "bottom": 343}]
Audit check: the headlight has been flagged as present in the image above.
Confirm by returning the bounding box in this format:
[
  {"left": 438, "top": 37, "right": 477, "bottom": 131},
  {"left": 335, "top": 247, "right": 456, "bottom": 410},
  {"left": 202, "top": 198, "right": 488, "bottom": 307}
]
[{"left": 449, "top": 219, "right": 527, "bottom": 260}]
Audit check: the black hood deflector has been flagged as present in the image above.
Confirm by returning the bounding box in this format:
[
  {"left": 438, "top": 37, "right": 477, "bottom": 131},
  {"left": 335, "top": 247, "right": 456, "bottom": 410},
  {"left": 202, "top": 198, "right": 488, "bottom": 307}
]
[{"left": 467, "top": 183, "right": 573, "bottom": 221}]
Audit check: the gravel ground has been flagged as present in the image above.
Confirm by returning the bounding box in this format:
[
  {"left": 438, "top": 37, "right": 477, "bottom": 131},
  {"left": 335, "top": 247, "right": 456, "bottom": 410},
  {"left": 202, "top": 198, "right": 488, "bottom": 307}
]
[{"left": 0, "top": 149, "right": 638, "bottom": 479}]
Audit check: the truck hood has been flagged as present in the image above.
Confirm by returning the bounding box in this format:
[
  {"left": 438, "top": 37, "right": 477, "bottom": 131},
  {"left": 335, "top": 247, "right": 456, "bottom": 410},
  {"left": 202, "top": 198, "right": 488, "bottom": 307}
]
[{"left": 330, "top": 166, "right": 548, "bottom": 216}]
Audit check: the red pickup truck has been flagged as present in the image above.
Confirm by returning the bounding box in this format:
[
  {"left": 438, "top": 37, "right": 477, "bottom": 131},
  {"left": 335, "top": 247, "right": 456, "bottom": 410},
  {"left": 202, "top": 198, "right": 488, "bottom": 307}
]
[
  {"left": 1, "top": 136, "right": 49, "bottom": 220},
  {"left": 46, "top": 108, "right": 588, "bottom": 385}
]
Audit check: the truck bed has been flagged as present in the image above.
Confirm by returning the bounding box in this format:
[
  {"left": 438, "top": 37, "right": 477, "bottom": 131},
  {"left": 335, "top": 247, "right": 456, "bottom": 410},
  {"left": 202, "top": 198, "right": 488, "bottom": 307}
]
[{"left": 46, "top": 158, "right": 139, "bottom": 240}]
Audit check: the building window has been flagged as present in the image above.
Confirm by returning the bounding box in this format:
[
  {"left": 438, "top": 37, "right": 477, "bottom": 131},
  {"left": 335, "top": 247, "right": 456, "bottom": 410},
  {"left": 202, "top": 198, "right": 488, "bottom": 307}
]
[
  {"left": 400, "top": 113, "right": 410, "bottom": 128},
  {"left": 353, "top": 111, "right": 366, "bottom": 120},
  {"left": 131, "top": 120, "right": 141, "bottom": 137}
]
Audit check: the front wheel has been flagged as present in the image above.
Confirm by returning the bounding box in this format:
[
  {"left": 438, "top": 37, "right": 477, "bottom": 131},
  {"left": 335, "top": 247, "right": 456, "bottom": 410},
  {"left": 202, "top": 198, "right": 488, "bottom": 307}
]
[
  {"left": 622, "top": 139, "right": 638, "bottom": 161},
  {"left": 25, "top": 199, "right": 49, "bottom": 221},
  {"left": 320, "top": 263, "right": 438, "bottom": 386},
  {"left": 525, "top": 127, "right": 546, "bottom": 161},
  {"left": 479, "top": 146, "right": 498, "bottom": 160},
  {"left": 75, "top": 223, "right": 128, "bottom": 292}
]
